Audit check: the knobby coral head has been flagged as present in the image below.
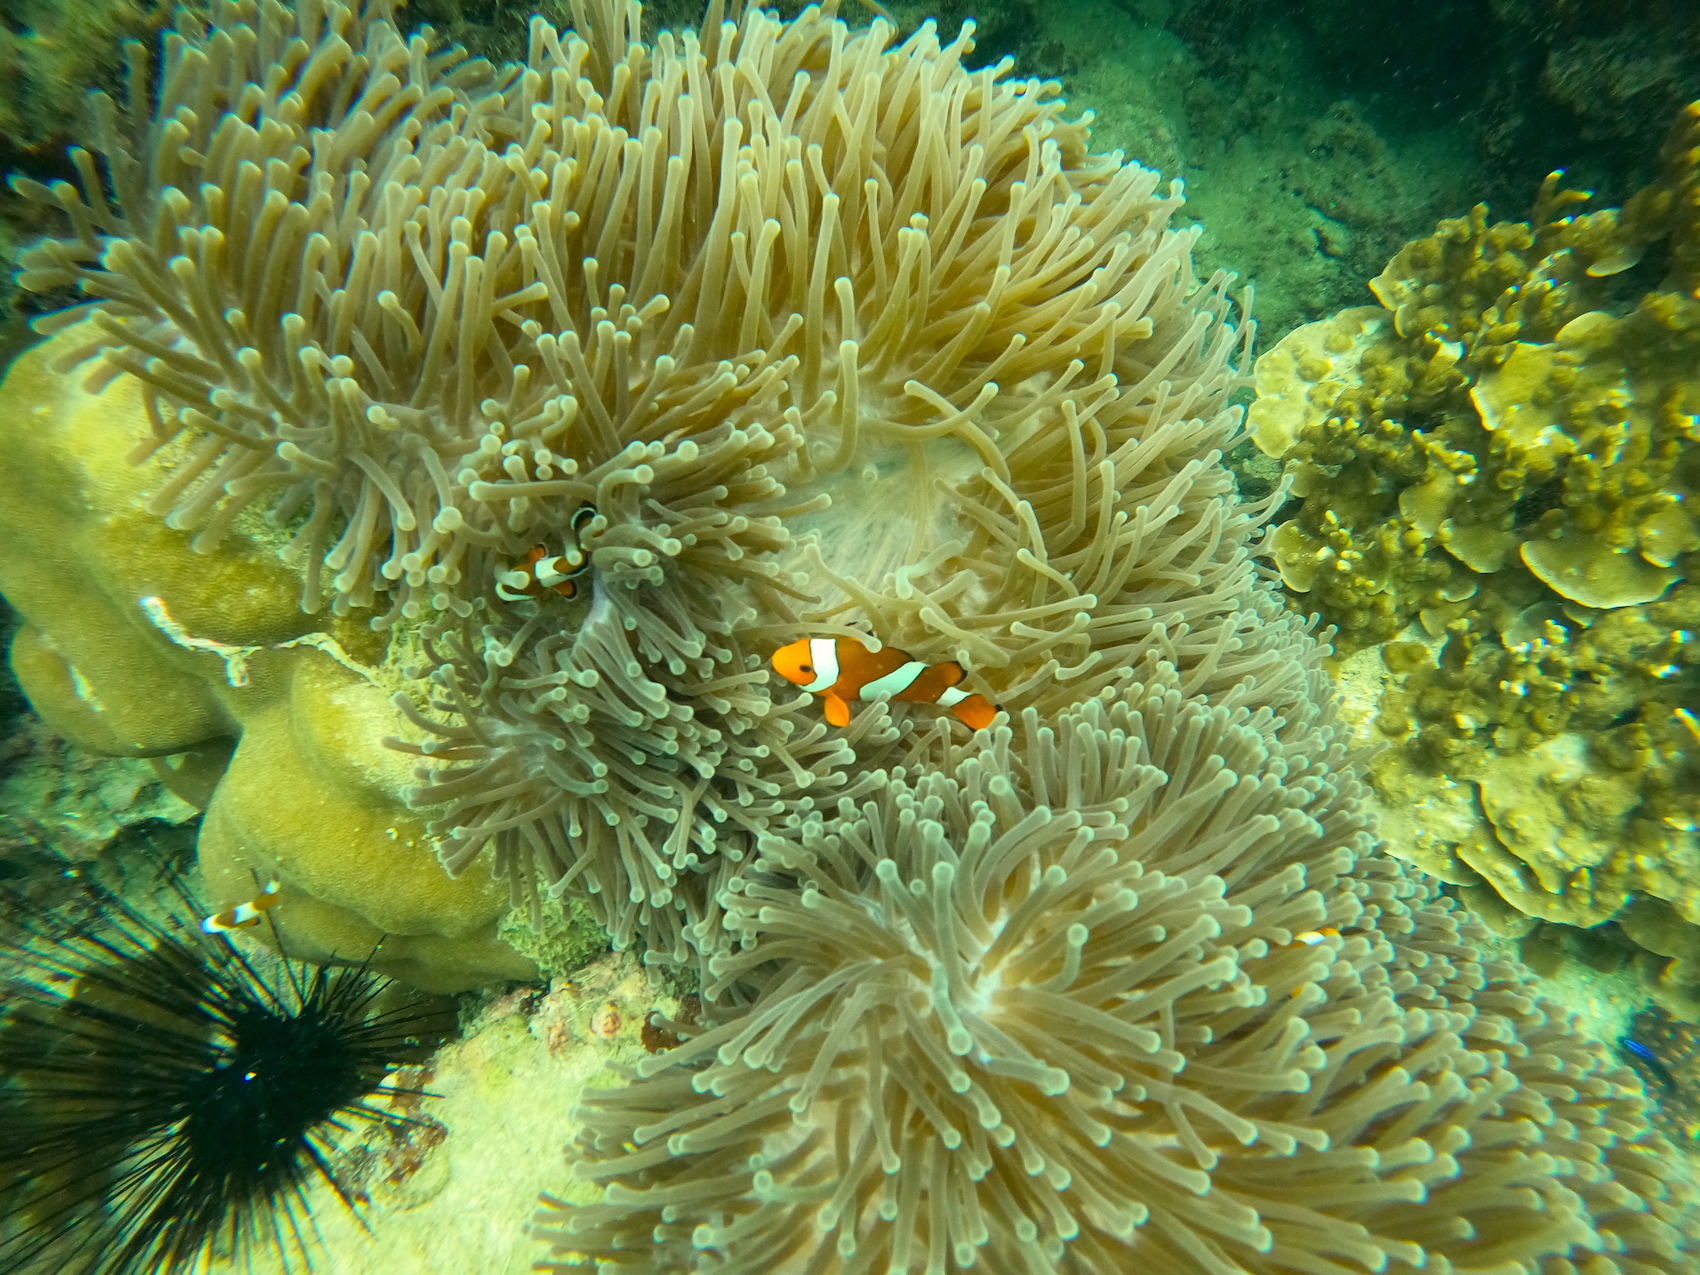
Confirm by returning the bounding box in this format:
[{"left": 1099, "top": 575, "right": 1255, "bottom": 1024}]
[{"left": 13, "top": 0, "right": 1264, "bottom": 969}]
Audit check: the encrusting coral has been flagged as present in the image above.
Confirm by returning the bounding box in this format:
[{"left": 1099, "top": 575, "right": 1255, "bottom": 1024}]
[
  {"left": 2, "top": 0, "right": 1699, "bottom": 1269},
  {"left": 1247, "top": 101, "right": 1700, "bottom": 1010}
]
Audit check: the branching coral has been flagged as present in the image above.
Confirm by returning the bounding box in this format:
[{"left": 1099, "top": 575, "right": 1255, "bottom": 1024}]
[{"left": 1245, "top": 101, "right": 1700, "bottom": 1005}]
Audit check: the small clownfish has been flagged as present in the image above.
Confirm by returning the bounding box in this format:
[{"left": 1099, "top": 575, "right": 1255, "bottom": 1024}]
[
  {"left": 772, "top": 637, "right": 999, "bottom": 731},
  {"left": 1289, "top": 927, "right": 1341, "bottom": 947},
  {"left": 201, "top": 880, "right": 282, "bottom": 934},
  {"left": 496, "top": 505, "right": 596, "bottom": 603}
]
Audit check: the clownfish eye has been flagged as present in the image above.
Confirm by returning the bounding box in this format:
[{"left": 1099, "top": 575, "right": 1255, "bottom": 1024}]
[{"left": 799, "top": 664, "right": 812, "bottom": 673}]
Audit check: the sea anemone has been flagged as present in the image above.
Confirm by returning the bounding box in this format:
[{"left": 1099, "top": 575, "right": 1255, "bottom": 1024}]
[
  {"left": 374, "top": 0, "right": 1267, "bottom": 974},
  {"left": 11, "top": 0, "right": 1262, "bottom": 974},
  {"left": 537, "top": 660, "right": 1696, "bottom": 1273},
  {"left": 0, "top": 880, "right": 450, "bottom": 1275},
  {"left": 4, "top": 1, "right": 1698, "bottom": 1271}
]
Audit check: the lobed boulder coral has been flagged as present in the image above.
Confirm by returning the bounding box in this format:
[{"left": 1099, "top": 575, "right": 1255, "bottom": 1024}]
[
  {"left": 1249, "top": 102, "right": 1700, "bottom": 1013},
  {"left": 3, "top": 0, "right": 1699, "bottom": 1270},
  {"left": 0, "top": 322, "right": 537, "bottom": 990}
]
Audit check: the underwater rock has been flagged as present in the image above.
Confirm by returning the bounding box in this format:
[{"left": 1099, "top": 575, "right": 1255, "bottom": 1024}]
[{"left": 0, "top": 709, "right": 196, "bottom": 863}]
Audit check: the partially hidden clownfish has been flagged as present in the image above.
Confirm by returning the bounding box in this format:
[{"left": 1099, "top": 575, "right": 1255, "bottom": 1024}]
[
  {"left": 772, "top": 637, "right": 999, "bottom": 730},
  {"left": 497, "top": 505, "right": 596, "bottom": 603},
  {"left": 1287, "top": 927, "right": 1340, "bottom": 947},
  {"left": 201, "top": 880, "right": 282, "bottom": 934}
]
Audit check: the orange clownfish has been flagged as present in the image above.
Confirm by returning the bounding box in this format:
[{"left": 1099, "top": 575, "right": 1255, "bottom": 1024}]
[
  {"left": 497, "top": 506, "right": 596, "bottom": 603},
  {"left": 772, "top": 637, "right": 999, "bottom": 730},
  {"left": 201, "top": 879, "right": 282, "bottom": 934}
]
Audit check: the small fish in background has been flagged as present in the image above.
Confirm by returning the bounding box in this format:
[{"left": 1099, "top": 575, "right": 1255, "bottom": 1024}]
[
  {"left": 1621, "top": 1036, "right": 1679, "bottom": 1092},
  {"left": 201, "top": 879, "right": 282, "bottom": 934},
  {"left": 772, "top": 636, "right": 999, "bottom": 730},
  {"left": 496, "top": 504, "right": 597, "bottom": 603}
]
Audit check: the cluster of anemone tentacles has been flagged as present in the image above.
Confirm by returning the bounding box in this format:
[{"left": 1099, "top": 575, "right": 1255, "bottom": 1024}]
[
  {"left": 15, "top": 0, "right": 1267, "bottom": 975},
  {"left": 10, "top": 0, "right": 1700, "bottom": 1269},
  {"left": 537, "top": 655, "right": 1699, "bottom": 1272}
]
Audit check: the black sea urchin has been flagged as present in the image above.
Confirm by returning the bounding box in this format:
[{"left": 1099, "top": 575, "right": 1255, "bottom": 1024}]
[{"left": 0, "top": 881, "right": 452, "bottom": 1274}]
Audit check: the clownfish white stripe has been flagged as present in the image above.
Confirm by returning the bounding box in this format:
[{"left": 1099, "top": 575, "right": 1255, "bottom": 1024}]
[
  {"left": 859, "top": 661, "right": 928, "bottom": 702},
  {"left": 202, "top": 880, "right": 283, "bottom": 933},
  {"left": 936, "top": 685, "right": 970, "bottom": 707},
  {"left": 495, "top": 504, "right": 598, "bottom": 605},
  {"left": 803, "top": 638, "right": 839, "bottom": 693}
]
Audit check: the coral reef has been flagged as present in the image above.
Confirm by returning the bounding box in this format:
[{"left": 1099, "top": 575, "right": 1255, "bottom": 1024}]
[
  {"left": 1479, "top": 0, "right": 1700, "bottom": 181},
  {"left": 0, "top": 806, "right": 628, "bottom": 1274},
  {"left": 2, "top": 1, "right": 1698, "bottom": 1269},
  {"left": 878, "top": 0, "right": 1486, "bottom": 343},
  {"left": 1163, "top": 0, "right": 1697, "bottom": 219},
  {"left": 1252, "top": 101, "right": 1700, "bottom": 1011},
  {"left": 0, "top": 707, "right": 198, "bottom": 864},
  {"left": 0, "top": 596, "right": 201, "bottom": 866},
  {"left": 1253, "top": 145, "right": 1700, "bottom": 644},
  {"left": 0, "top": 330, "right": 537, "bottom": 990}
]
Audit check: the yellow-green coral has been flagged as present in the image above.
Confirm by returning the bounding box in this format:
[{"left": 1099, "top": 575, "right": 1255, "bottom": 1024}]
[
  {"left": 1367, "top": 585, "right": 1700, "bottom": 914},
  {"left": 1252, "top": 104, "right": 1700, "bottom": 651},
  {"left": 0, "top": 326, "right": 538, "bottom": 991},
  {"left": 1251, "top": 101, "right": 1700, "bottom": 1013}
]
